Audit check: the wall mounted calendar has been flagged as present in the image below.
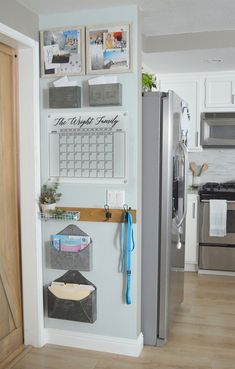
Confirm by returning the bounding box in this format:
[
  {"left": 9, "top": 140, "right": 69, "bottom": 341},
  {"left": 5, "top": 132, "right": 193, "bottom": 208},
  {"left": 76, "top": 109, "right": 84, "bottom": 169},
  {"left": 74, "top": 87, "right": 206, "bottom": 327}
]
[{"left": 48, "top": 112, "right": 128, "bottom": 183}]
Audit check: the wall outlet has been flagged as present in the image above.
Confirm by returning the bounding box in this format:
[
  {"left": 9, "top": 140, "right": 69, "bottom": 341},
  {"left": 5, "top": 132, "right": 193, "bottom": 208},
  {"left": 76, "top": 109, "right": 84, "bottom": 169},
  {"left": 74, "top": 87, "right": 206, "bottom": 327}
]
[{"left": 107, "top": 190, "right": 125, "bottom": 208}]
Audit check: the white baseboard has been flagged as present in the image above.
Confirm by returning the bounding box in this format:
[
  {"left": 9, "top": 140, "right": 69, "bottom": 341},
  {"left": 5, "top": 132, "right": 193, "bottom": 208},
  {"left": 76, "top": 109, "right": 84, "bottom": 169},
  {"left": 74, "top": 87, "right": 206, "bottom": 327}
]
[
  {"left": 198, "top": 269, "right": 235, "bottom": 277},
  {"left": 185, "top": 263, "right": 198, "bottom": 272},
  {"left": 44, "top": 328, "right": 143, "bottom": 357}
]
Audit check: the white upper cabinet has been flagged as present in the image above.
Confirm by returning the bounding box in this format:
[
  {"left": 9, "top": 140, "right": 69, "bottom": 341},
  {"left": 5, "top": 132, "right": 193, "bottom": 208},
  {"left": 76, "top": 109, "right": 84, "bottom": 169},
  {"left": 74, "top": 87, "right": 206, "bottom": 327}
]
[
  {"left": 159, "top": 78, "right": 201, "bottom": 152},
  {"left": 205, "top": 77, "right": 235, "bottom": 108}
]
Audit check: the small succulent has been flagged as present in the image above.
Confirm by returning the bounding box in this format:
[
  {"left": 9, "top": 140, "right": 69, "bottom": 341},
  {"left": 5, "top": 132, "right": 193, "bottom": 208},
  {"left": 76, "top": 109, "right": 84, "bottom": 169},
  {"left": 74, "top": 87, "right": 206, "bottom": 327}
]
[{"left": 39, "top": 182, "right": 62, "bottom": 204}]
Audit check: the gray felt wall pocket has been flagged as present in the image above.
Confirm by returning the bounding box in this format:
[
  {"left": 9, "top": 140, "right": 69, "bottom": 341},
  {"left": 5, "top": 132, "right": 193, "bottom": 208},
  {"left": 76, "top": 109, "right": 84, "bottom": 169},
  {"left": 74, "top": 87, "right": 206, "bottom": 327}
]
[
  {"left": 88, "top": 83, "right": 122, "bottom": 106},
  {"left": 50, "top": 225, "right": 92, "bottom": 271},
  {"left": 48, "top": 270, "right": 97, "bottom": 323},
  {"left": 49, "top": 86, "right": 81, "bottom": 108}
]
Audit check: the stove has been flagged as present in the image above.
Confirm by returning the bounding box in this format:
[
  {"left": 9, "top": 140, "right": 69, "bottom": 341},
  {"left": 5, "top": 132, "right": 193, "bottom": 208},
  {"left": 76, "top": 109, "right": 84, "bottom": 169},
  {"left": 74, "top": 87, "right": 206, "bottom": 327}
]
[
  {"left": 199, "top": 181, "right": 235, "bottom": 272},
  {"left": 199, "top": 182, "right": 235, "bottom": 200}
]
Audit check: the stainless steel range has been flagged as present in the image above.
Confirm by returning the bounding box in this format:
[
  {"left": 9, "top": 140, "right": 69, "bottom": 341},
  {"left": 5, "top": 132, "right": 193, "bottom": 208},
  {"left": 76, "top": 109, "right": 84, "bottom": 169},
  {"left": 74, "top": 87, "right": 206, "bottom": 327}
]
[{"left": 199, "top": 182, "right": 235, "bottom": 271}]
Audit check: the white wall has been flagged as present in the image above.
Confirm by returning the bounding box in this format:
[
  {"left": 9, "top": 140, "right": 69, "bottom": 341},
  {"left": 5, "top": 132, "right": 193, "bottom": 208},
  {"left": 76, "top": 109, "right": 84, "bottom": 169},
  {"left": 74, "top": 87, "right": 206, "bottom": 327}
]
[
  {"left": 0, "top": 0, "right": 39, "bottom": 40},
  {"left": 39, "top": 5, "right": 142, "bottom": 341}
]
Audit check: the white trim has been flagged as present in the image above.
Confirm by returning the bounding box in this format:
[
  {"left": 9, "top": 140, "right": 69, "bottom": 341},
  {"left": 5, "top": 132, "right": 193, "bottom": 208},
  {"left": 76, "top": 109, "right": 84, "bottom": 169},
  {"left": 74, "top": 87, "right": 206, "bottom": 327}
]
[
  {"left": 0, "top": 22, "right": 37, "bottom": 48},
  {"left": 18, "top": 47, "right": 44, "bottom": 347},
  {"left": 0, "top": 22, "right": 43, "bottom": 347},
  {"left": 198, "top": 269, "right": 235, "bottom": 277},
  {"left": 185, "top": 263, "right": 198, "bottom": 272},
  {"left": 44, "top": 329, "right": 143, "bottom": 357}
]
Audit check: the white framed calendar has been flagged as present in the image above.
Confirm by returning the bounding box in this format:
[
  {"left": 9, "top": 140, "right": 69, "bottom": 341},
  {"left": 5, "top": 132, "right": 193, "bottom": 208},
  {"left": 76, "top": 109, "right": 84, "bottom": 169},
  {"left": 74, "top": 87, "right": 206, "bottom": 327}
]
[{"left": 47, "top": 112, "right": 128, "bottom": 183}]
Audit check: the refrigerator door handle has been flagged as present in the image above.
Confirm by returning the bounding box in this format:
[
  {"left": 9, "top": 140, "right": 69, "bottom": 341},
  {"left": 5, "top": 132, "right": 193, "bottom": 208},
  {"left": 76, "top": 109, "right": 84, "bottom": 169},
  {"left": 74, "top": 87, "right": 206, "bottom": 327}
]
[{"left": 175, "top": 141, "right": 189, "bottom": 228}]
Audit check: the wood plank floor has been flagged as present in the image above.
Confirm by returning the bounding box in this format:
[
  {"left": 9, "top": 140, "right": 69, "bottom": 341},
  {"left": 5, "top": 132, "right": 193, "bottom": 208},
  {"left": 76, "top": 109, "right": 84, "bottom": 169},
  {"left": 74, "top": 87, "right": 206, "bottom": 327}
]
[{"left": 9, "top": 272, "right": 235, "bottom": 369}]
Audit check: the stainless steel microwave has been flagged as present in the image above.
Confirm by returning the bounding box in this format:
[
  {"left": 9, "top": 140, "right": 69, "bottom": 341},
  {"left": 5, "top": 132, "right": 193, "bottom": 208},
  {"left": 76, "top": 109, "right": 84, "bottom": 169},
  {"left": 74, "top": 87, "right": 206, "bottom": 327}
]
[{"left": 201, "top": 112, "right": 235, "bottom": 147}]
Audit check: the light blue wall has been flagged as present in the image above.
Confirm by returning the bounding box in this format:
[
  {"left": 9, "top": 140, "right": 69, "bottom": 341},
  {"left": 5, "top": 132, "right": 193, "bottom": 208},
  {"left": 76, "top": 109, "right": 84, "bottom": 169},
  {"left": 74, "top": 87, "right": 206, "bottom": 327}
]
[
  {"left": 40, "top": 5, "right": 142, "bottom": 339},
  {"left": 0, "top": 0, "right": 39, "bottom": 40}
]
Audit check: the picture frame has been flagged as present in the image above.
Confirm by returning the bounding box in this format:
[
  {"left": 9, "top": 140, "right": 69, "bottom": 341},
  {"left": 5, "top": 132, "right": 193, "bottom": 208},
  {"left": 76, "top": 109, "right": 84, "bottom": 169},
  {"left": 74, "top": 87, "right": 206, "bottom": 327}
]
[
  {"left": 40, "top": 26, "right": 85, "bottom": 77},
  {"left": 86, "top": 23, "right": 132, "bottom": 75}
]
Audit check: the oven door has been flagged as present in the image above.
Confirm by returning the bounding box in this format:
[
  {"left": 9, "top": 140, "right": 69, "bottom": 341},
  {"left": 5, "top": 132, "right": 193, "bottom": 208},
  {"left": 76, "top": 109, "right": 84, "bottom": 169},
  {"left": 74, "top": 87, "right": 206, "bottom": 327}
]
[
  {"left": 199, "top": 200, "right": 235, "bottom": 245},
  {"left": 199, "top": 245, "right": 235, "bottom": 271}
]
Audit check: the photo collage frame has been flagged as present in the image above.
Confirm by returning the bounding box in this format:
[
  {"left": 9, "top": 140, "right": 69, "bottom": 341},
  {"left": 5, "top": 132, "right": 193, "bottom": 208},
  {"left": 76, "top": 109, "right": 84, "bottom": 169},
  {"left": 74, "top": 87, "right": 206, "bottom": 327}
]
[{"left": 40, "top": 23, "right": 131, "bottom": 77}]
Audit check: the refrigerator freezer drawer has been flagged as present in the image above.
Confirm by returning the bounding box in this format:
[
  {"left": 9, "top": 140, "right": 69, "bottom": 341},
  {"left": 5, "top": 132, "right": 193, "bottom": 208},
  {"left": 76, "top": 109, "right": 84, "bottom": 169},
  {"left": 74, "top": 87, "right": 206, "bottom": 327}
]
[{"left": 199, "top": 245, "right": 235, "bottom": 271}]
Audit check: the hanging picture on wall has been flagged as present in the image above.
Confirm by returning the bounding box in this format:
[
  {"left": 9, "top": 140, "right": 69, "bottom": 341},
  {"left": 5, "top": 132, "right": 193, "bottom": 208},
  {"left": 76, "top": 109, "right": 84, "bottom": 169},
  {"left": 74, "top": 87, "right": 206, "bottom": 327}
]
[
  {"left": 86, "top": 23, "right": 131, "bottom": 74},
  {"left": 40, "top": 26, "right": 85, "bottom": 77}
]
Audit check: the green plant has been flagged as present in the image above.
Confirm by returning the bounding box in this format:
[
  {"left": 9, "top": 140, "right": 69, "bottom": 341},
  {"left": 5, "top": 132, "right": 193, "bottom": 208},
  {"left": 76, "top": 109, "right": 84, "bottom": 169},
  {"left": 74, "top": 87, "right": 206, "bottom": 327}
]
[
  {"left": 39, "top": 182, "right": 62, "bottom": 204},
  {"left": 48, "top": 208, "right": 66, "bottom": 216},
  {"left": 142, "top": 72, "right": 157, "bottom": 91}
]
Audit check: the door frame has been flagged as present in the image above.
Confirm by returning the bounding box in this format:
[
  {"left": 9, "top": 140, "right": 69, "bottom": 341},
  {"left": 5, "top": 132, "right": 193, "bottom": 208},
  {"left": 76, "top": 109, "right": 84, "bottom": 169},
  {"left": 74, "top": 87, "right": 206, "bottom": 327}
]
[{"left": 0, "top": 22, "right": 44, "bottom": 347}]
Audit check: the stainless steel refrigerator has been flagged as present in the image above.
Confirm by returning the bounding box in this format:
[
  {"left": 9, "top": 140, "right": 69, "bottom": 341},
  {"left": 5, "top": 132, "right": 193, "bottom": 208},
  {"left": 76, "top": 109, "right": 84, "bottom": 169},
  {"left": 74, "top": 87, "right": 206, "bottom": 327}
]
[{"left": 141, "top": 91, "right": 188, "bottom": 346}]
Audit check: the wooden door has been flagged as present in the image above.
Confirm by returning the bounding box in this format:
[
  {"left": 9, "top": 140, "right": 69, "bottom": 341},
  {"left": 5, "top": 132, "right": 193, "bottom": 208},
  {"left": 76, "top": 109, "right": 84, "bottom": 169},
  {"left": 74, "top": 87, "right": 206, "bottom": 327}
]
[{"left": 0, "top": 42, "right": 23, "bottom": 364}]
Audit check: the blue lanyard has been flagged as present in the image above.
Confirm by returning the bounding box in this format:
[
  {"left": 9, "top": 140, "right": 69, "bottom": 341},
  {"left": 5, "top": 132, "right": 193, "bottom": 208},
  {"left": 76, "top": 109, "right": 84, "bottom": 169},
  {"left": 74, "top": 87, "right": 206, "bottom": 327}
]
[{"left": 121, "top": 211, "right": 135, "bottom": 304}]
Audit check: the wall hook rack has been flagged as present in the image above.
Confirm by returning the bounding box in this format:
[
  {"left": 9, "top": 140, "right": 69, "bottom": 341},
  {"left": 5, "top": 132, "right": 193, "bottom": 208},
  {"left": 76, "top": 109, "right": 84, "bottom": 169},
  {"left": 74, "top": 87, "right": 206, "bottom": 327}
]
[{"left": 56, "top": 206, "right": 136, "bottom": 223}]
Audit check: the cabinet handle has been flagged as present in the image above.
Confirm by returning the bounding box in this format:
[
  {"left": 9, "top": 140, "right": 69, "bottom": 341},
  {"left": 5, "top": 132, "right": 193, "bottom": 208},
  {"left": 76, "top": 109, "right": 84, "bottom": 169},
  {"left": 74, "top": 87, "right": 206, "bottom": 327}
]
[
  {"left": 232, "top": 94, "right": 235, "bottom": 104},
  {"left": 196, "top": 131, "right": 199, "bottom": 146},
  {"left": 192, "top": 202, "right": 196, "bottom": 219}
]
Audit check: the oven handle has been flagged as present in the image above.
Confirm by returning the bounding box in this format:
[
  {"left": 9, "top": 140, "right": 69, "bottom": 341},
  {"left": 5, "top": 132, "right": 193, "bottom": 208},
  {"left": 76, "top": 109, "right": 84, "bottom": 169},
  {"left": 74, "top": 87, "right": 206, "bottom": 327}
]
[{"left": 175, "top": 141, "right": 189, "bottom": 228}]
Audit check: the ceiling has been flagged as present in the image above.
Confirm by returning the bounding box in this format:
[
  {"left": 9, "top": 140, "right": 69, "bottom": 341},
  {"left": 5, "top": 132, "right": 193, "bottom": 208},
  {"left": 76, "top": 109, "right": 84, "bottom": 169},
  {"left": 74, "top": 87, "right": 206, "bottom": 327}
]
[
  {"left": 143, "top": 48, "right": 235, "bottom": 74},
  {"left": 16, "top": 0, "right": 235, "bottom": 36},
  {"left": 142, "top": 0, "right": 235, "bottom": 36},
  {"left": 16, "top": 0, "right": 139, "bottom": 16},
  {"left": 16, "top": 0, "right": 235, "bottom": 73}
]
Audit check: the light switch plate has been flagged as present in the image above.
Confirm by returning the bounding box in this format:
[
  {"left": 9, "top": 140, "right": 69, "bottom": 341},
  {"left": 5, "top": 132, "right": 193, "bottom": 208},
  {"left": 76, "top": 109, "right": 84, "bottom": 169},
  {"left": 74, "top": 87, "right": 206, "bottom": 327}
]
[{"left": 107, "top": 190, "right": 125, "bottom": 208}]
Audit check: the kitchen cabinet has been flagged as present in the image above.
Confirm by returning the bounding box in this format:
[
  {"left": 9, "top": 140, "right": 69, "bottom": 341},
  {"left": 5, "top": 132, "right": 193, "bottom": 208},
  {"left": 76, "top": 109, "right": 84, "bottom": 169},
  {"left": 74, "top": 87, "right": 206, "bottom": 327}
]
[
  {"left": 159, "top": 78, "right": 202, "bottom": 152},
  {"left": 205, "top": 76, "right": 235, "bottom": 108},
  {"left": 185, "top": 194, "right": 199, "bottom": 271}
]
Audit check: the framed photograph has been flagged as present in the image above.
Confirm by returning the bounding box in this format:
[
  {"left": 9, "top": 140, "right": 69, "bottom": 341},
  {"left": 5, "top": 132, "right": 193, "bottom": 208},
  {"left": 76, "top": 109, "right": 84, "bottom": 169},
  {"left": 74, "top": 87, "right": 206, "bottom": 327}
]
[
  {"left": 40, "top": 26, "right": 85, "bottom": 77},
  {"left": 86, "top": 23, "right": 131, "bottom": 74}
]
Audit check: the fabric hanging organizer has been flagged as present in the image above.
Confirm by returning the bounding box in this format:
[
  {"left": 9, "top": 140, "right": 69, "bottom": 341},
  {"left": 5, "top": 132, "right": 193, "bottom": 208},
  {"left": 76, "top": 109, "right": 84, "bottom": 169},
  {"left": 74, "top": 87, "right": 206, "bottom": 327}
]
[
  {"left": 50, "top": 224, "right": 92, "bottom": 271},
  {"left": 48, "top": 270, "right": 97, "bottom": 323}
]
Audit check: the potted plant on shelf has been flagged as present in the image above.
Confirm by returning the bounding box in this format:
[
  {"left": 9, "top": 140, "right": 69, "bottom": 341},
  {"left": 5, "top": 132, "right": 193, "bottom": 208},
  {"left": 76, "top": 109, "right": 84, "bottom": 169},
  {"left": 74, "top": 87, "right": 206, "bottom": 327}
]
[
  {"left": 142, "top": 72, "right": 157, "bottom": 92},
  {"left": 39, "top": 182, "right": 62, "bottom": 214}
]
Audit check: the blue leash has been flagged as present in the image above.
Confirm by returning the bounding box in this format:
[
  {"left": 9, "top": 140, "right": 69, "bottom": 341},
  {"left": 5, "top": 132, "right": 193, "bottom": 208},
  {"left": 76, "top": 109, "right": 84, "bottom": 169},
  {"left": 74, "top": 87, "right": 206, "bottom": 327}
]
[{"left": 121, "top": 211, "right": 135, "bottom": 304}]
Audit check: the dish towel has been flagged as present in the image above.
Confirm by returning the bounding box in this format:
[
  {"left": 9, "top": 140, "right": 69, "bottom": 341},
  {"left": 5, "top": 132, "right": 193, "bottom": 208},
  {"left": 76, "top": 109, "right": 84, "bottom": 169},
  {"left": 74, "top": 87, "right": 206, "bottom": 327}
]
[{"left": 209, "top": 199, "right": 227, "bottom": 237}]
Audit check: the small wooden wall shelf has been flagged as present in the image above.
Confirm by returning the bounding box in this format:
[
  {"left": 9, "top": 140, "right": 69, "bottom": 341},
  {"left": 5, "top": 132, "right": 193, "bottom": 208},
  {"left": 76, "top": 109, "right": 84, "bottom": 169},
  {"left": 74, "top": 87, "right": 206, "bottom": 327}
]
[{"left": 57, "top": 207, "right": 137, "bottom": 223}]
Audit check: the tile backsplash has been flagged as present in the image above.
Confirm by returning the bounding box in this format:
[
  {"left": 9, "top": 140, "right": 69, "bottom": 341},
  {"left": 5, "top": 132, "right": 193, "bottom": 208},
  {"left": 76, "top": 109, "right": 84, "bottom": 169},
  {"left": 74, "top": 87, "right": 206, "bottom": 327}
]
[{"left": 189, "top": 149, "right": 235, "bottom": 184}]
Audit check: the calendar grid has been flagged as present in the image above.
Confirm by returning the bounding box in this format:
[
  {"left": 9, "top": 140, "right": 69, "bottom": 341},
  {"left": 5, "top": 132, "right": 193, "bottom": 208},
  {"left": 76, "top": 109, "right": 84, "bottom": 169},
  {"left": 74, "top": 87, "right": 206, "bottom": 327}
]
[{"left": 59, "top": 128, "right": 113, "bottom": 179}]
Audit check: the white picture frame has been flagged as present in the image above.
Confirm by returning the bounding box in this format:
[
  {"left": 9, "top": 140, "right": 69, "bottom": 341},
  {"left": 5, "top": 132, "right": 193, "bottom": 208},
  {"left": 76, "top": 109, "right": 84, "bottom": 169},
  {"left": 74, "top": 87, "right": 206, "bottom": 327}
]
[
  {"left": 86, "top": 23, "right": 132, "bottom": 75},
  {"left": 40, "top": 26, "right": 85, "bottom": 77}
]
